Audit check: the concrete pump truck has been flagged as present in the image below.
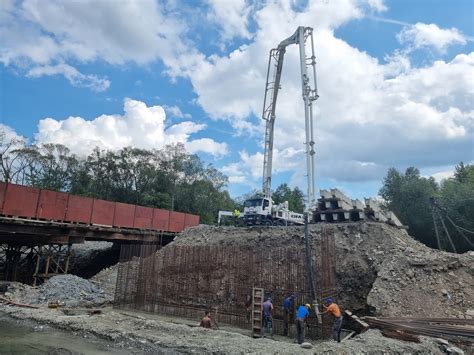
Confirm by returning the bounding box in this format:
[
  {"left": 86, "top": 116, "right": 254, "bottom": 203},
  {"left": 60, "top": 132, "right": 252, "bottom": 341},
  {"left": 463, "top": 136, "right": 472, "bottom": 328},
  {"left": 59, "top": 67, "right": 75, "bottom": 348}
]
[{"left": 218, "top": 26, "right": 319, "bottom": 227}]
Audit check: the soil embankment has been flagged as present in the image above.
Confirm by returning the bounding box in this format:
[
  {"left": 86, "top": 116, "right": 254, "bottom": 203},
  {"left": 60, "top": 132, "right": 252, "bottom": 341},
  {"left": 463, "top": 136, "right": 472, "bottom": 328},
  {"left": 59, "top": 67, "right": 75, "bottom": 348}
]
[{"left": 176, "top": 223, "right": 474, "bottom": 318}]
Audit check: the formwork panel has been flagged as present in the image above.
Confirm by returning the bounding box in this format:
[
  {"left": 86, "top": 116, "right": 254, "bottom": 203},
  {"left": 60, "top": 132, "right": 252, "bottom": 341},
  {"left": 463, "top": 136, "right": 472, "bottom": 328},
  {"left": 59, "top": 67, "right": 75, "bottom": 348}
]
[
  {"left": 152, "top": 208, "right": 169, "bottom": 231},
  {"left": 184, "top": 214, "right": 200, "bottom": 229},
  {"left": 134, "top": 206, "right": 153, "bottom": 229},
  {"left": 0, "top": 181, "right": 7, "bottom": 212},
  {"left": 36, "top": 190, "right": 69, "bottom": 221},
  {"left": 91, "top": 199, "right": 115, "bottom": 226},
  {"left": 114, "top": 202, "right": 136, "bottom": 228},
  {"left": 65, "top": 195, "right": 93, "bottom": 224},
  {"left": 2, "top": 183, "right": 40, "bottom": 218},
  {"left": 168, "top": 211, "right": 185, "bottom": 232}
]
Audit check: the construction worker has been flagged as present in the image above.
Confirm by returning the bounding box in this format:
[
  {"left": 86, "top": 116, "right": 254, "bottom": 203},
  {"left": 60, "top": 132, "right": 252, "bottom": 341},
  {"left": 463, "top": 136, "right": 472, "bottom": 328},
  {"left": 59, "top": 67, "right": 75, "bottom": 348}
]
[
  {"left": 261, "top": 297, "right": 273, "bottom": 337},
  {"left": 199, "top": 310, "right": 215, "bottom": 329},
  {"left": 295, "top": 303, "right": 311, "bottom": 344},
  {"left": 282, "top": 294, "right": 296, "bottom": 336},
  {"left": 322, "top": 297, "right": 342, "bottom": 342},
  {"left": 233, "top": 209, "right": 241, "bottom": 226}
]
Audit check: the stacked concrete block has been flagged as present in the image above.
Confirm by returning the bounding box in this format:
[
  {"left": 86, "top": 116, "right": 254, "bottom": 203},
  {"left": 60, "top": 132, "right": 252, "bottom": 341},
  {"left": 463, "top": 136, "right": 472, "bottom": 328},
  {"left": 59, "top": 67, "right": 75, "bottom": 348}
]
[
  {"left": 315, "top": 188, "right": 366, "bottom": 223},
  {"left": 313, "top": 189, "right": 403, "bottom": 227},
  {"left": 364, "top": 198, "right": 403, "bottom": 227}
]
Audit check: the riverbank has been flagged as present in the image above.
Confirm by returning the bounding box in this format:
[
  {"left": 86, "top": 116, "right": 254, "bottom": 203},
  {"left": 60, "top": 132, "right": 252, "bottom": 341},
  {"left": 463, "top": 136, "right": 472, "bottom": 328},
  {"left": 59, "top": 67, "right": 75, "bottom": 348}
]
[
  {"left": 0, "top": 304, "right": 445, "bottom": 354},
  {"left": 0, "top": 313, "right": 137, "bottom": 354}
]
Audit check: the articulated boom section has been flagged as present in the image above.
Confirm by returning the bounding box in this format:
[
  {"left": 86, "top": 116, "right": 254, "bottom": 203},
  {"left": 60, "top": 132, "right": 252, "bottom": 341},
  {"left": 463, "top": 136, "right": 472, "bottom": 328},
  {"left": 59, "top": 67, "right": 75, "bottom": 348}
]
[
  {"left": 262, "top": 47, "right": 286, "bottom": 199},
  {"left": 218, "top": 26, "right": 319, "bottom": 227},
  {"left": 261, "top": 26, "right": 319, "bottom": 210}
]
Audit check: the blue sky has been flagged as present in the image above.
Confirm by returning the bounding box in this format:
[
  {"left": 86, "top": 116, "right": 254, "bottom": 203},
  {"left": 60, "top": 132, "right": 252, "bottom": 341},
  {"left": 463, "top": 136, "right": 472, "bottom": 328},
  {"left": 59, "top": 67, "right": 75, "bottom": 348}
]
[{"left": 1, "top": 0, "right": 473, "bottom": 201}]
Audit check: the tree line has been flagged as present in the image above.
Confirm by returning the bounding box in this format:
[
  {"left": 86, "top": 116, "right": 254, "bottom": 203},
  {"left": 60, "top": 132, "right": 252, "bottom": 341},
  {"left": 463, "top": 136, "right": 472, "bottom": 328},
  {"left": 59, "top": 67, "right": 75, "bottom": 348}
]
[
  {"left": 0, "top": 129, "right": 235, "bottom": 224},
  {"left": 380, "top": 163, "right": 474, "bottom": 253},
  {"left": 1, "top": 128, "right": 472, "bottom": 252}
]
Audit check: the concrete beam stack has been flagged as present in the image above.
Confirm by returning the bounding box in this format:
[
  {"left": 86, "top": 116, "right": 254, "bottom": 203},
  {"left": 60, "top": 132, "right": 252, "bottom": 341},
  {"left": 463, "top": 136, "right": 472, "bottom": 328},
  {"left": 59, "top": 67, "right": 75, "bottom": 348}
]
[
  {"left": 364, "top": 198, "right": 403, "bottom": 227},
  {"left": 313, "top": 189, "right": 403, "bottom": 227},
  {"left": 315, "top": 188, "right": 366, "bottom": 222}
]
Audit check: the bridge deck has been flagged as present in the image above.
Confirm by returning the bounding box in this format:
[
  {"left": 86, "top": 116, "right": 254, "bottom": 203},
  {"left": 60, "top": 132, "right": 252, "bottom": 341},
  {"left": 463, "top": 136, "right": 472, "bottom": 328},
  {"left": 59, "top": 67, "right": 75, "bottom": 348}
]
[{"left": 0, "top": 216, "right": 176, "bottom": 245}]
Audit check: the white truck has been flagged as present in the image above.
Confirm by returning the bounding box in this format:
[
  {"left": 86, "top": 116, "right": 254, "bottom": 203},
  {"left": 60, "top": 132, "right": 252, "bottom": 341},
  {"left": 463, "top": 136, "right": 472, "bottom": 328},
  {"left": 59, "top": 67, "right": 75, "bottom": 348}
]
[{"left": 218, "top": 26, "right": 319, "bottom": 227}]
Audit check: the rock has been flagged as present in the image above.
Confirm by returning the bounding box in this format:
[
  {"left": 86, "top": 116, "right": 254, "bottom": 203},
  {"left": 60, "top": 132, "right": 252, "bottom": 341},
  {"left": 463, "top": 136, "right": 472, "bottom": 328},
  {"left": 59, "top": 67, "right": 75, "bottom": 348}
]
[
  {"left": 434, "top": 338, "right": 449, "bottom": 345},
  {"left": 441, "top": 289, "right": 448, "bottom": 295},
  {"left": 33, "top": 274, "right": 106, "bottom": 308},
  {"left": 446, "top": 346, "right": 464, "bottom": 354},
  {"left": 300, "top": 342, "right": 312, "bottom": 349}
]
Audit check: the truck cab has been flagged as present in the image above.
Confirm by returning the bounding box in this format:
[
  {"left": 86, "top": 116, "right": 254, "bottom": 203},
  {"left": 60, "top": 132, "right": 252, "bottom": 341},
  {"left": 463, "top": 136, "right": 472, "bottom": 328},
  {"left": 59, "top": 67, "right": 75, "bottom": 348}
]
[{"left": 243, "top": 197, "right": 273, "bottom": 225}]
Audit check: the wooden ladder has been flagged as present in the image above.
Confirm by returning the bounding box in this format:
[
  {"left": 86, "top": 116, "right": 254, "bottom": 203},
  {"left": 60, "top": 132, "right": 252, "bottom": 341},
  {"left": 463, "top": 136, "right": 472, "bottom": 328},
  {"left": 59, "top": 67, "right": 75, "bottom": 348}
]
[{"left": 252, "top": 287, "right": 264, "bottom": 338}]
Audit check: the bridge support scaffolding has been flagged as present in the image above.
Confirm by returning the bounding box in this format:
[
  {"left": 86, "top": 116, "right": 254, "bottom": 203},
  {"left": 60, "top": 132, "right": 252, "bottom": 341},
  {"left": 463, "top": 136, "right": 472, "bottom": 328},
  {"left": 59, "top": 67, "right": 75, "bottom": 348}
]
[{"left": 0, "top": 243, "right": 72, "bottom": 285}]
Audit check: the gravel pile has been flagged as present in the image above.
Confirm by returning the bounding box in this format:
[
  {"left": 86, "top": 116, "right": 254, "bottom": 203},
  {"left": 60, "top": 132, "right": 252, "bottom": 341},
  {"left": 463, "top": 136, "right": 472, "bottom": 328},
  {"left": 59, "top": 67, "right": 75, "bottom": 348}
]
[
  {"left": 90, "top": 266, "right": 118, "bottom": 303},
  {"left": 35, "top": 275, "right": 107, "bottom": 307}
]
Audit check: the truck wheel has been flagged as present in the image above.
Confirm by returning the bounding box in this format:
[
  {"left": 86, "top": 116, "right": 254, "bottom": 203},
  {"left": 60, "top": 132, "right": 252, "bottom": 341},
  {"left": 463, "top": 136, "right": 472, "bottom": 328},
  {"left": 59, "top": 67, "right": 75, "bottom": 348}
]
[
  {"left": 264, "top": 220, "right": 273, "bottom": 227},
  {"left": 277, "top": 219, "right": 287, "bottom": 226}
]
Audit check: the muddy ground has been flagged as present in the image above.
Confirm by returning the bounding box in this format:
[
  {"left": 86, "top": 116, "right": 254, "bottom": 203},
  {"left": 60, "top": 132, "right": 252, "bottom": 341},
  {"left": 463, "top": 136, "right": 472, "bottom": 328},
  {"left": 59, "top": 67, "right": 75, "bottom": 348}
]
[{"left": 0, "top": 304, "right": 446, "bottom": 354}]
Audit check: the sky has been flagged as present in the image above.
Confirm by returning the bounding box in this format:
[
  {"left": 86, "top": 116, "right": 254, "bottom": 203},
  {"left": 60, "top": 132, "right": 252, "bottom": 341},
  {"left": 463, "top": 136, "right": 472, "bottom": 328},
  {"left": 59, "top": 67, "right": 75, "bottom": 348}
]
[{"left": 1, "top": 0, "right": 473, "bottom": 201}]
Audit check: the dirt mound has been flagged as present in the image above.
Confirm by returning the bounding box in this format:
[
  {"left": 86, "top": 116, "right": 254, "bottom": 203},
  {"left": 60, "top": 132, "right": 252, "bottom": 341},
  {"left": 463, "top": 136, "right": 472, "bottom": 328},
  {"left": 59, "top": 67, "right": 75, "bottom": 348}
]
[{"left": 177, "top": 223, "right": 474, "bottom": 318}]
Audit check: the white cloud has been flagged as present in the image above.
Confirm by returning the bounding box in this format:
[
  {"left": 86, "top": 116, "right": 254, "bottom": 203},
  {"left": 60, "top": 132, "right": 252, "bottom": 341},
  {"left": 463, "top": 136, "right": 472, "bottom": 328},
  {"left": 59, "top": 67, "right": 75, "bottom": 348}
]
[
  {"left": 35, "top": 98, "right": 227, "bottom": 157},
  {"left": 430, "top": 170, "right": 454, "bottom": 182},
  {"left": 2, "top": 0, "right": 472, "bottom": 195},
  {"left": 186, "top": 138, "right": 228, "bottom": 158},
  {"left": 163, "top": 105, "right": 192, "bottom": 119},
  {"left": 220, "top": 162, "right": 249, "bottom": 184},
  {"left": 178, "top": 1, "right": 473, "bottom": 189},
  {"left": 366, "top": 0, "right": 387, "bottom": 12},
  {"left": 0, "top": 123, "right": 26, "bottom": 143},
  {"left": 206, "top": 0, "right": 253, "bottom": 41},
  {"left": 0, "top": 0, "right": 189, "bottom": 90},
  {"left": 397, "top": 23, "right": 467, "bottom": 53},
  {"left": 27, "top": 64, "right": 110, "bottom": 92}
]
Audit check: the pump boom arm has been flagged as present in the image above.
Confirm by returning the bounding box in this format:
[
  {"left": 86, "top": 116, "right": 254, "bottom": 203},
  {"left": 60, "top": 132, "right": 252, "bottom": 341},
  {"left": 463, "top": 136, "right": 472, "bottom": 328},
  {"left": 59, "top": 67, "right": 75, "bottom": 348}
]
[{"left": 261, "top": 26, "right": 319, "bottom": 209}]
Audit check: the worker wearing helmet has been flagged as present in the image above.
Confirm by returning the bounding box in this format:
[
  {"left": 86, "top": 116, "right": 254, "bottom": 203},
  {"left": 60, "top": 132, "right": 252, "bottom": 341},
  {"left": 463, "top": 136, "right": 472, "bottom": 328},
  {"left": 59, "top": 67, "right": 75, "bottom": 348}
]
[
  {"left": 322, "top": 297, "right": 342, "bottom": 342},
  {"left": 295, "top": 303, "right": 311, "bottom": 344}
]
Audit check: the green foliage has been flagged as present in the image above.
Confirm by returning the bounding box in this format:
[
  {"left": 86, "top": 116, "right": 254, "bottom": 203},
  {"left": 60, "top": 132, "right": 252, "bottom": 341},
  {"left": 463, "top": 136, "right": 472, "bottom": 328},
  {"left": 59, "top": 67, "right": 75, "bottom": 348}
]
[
  {"left": 0, "top": 127, "right": 237, "bottom": 224},
  {"left": 380, "top": 164, "right": 474, "bottom": 253},
  {"left": 380, "top": 167, "right": 438, "bottom": 248},
  {"left": 272, "top": 183, "right": 305, "bottom": 213},
  {"left": 439, "top": 162, "right": 474, "bottom": 251}
]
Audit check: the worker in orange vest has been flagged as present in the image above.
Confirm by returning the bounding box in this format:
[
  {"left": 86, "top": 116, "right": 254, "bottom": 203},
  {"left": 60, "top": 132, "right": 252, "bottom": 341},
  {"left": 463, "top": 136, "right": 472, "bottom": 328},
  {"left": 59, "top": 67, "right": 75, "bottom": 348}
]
[{"left": 322, "top": 297, "right": 343, "bottom": 342}]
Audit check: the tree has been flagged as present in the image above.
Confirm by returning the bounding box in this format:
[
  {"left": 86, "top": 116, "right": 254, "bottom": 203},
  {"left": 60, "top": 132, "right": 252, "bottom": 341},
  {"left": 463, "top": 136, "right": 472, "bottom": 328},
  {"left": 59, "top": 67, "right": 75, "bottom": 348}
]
[
  {"left": 0, "top": 127, "right": 238, "bottom": 224},
  {"left": 379, "top": 167, "right": 438, "bottom": 248},
  {"left": 25, "top": 144, "right": 78, "bottom": 191},
  {"left": 380, "top": 164, "right": 473, "bottom": 253},
  {"left": 439, "top": 163, "right": 474, "bottom": 252},
  {"left": 0, "top": 128, "right": 35, "bottom": 184},
  {"left": 273, "top": 183, "right": 305, "bottom": 213}
]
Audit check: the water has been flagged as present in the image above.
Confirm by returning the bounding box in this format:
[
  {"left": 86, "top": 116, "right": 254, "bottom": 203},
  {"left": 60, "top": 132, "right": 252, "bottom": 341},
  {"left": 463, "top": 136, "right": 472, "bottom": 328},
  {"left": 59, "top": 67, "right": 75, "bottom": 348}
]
[{"left": 0, "top": 316, "right": 134, "bottom": 355}]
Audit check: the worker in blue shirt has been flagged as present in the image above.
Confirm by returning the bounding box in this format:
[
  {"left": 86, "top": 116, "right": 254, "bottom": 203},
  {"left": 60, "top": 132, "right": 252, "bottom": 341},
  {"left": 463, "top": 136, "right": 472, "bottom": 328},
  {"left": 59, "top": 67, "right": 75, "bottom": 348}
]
[
  {"left": 295, "top": 303, "right": 311, "bottom": 344},
  {"left": 283, "top": 294, "right": 296, "bottom": 336}
]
